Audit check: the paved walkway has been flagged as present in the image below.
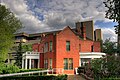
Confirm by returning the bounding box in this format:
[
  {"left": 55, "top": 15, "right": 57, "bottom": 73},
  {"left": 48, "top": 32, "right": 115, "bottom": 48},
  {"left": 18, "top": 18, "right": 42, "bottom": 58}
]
[{"left": 67, "top": 75, "right": 86, "bottom": 80}]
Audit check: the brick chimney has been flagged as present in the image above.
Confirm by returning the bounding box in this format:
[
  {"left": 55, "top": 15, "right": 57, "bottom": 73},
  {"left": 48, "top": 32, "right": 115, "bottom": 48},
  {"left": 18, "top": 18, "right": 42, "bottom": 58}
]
[
  {"left": 81, "top": 23, "right": 86, "bottom": 40},
  {"left": 76, "top": 22, "right": 82, "bottom": 36}
]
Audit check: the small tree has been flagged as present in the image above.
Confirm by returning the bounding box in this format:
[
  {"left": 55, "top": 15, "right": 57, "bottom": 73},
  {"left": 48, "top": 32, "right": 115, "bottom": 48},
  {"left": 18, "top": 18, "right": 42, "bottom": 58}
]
[
  {"left": 102, "top": 39, "right": 117, "bottom": 55},
  {"left": 15, "top": 43, "right": 32, "bottom": 68}
]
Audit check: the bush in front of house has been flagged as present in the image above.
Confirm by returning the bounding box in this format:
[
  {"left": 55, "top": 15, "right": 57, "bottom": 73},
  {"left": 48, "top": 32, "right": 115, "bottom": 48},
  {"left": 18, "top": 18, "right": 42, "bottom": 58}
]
[
  {"left": 0, "top": 75, "right": 68, "bottom": 80},
  {"left": 0, "top": 64, "right": 20, "bottom": 74},
  {"left": 0, "top": 63, "right": 5, "bottom": 74},
  {"left": 3, "top": 64, "right": 20, "bottom": 74}
]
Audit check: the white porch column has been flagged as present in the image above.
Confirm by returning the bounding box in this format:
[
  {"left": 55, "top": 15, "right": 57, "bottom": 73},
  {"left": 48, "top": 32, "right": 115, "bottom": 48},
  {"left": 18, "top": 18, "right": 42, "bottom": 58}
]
[
  {"left": 29, "top": 59, "right": 31, "bottom": 69},
  {"left": 25, "top": 59, "right": 27, "bottom": 69},
  {"left": 22, "top": 59, "right": 24, "bottom": 69},
  {"left": 38, "top": 59, "right": 39, "bottom": 68},
  {"left": 79, "top": 59, "right": 81, "bottom": 66}
]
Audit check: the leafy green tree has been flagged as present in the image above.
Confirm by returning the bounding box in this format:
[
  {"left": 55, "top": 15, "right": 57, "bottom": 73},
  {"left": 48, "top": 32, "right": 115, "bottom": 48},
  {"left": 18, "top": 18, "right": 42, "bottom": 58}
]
[
  {"left": 103, "top": 0, "right": 120, "bottom": 44},
  {"left": 15, "top": 43, "right": 32, "bottom": 68},
  {"left": 91, "top": 56, "right": 120, "bottom": 79},
  {"left": 0, "top": 4, "right": 22, "bottom": 62},
  {"left": 102, "top": 39, "right": 117, "bottom": 55}
]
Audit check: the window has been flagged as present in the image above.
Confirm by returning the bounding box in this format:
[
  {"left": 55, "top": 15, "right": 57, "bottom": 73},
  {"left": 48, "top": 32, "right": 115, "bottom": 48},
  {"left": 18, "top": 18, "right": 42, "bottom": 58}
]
[
  {"left": 42, "top": 47, "right": 44, "bottom": 53},
  {"left": 64, "top": 58, "right": 73, "bottom": 70},
  {"left": 49, "top": 41, "right": 53, "bottom": 52},
  {"left": 64, "top": 58, "right": 68, "bottom": 70},
  {"left": 44, "top": 59, "right": 48, "bottom": 69},
  {"left": 69, "top": 58, "right": 73, "bottom": 70},
  {"left": 66, "top": 41, "right": 70, "bottom": 51},
  {"left": 79, "top": 44, "right": 81, "bottom": 52},
  {"left": 49, "top": 58, "right": 52, "bottom": 69},
  {"left": 44, "top": 42, "right": 48, "bottom": 52}
]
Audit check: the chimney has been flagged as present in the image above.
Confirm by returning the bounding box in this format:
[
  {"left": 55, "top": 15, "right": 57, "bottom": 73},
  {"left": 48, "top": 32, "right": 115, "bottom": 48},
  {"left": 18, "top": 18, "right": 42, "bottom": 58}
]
[
  {"left": 76, "top": 22, "right": 82, "bottom": 36},
  {"left": 81, "top": 23, "right": 86, "bottom": 40}
]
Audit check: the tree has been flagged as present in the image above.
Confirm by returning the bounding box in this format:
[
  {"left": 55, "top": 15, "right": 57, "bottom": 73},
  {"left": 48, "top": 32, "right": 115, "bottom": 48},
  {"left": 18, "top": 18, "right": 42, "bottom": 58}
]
[
  {"left": 15, "top": 43, "right": 32, "bottom": 68},
  {"left": 102, "top": 39, "right": 117, "bottom": 55},
  {"left": 0, "top": 4, "right": 22, "bottom": 62},
  {"left": 91, "top": 55, "right": 120, "bottom": 79},
  {"left": 103, "top": 0, "right": 120, "bottom": 44}
]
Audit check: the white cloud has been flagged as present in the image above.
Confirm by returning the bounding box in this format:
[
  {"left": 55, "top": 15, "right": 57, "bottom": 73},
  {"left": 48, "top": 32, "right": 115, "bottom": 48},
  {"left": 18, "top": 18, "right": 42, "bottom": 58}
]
[
  {"left": 0, "top": 0, "right": 116, "bottom": 41},
  {"left": 0, "top": 0, "right": 50, "bottom": 33}
]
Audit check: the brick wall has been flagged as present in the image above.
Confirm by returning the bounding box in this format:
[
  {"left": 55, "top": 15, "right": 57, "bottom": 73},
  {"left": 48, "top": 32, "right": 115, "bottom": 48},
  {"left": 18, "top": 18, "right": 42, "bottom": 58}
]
[{"left": 56, "top": 26, "right": 79, "bottom": 74}]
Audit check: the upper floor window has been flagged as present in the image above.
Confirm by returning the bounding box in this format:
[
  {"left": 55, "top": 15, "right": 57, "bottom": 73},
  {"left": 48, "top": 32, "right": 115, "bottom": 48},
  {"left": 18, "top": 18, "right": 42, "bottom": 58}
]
[
  {"left": 49, "top": 41, "right": 53, "bottom": 52},
  {"left": 44, "top": 42, "right": 48, "bottom": 53},
  {"left": 66, "top": 41, "right": 70, "bottom": 51}
]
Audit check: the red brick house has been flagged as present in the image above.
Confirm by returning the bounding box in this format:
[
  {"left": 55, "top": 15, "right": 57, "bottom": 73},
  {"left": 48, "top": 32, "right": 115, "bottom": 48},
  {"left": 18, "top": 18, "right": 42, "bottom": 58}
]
[{"left": 31, "top": 21, "right": 102, "bottom": 74}]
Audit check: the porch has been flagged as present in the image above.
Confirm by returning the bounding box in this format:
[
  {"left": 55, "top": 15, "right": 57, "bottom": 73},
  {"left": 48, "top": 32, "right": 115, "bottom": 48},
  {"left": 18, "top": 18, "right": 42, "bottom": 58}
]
[{"left": 22, "top": 51, "right": 39, "bottom": 69}]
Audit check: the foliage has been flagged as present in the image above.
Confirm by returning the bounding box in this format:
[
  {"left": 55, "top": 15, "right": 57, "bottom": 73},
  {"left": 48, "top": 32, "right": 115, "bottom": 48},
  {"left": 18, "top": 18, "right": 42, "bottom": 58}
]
[
  {"left": 2, "top": 64, "right": 20, "bottom": 74},
  {"left": 15, "top": 42, "right": 23, "bottom": 68},
  {"left": 103, "top": 0, "right": 120, "bottom": 44},
  {"left": 0, "top": 63, "right": 5, "bottom": 74},
  {"left": 0, "top": 63, "right": 20, "bottom": 74},
  {"left": 91, "top": 55, "right": 120, "bottom": 79},
  {"left": 102, "top": 39, "right": 117, "bottom": 55},
  {"left": 0, "top": 75, "right": 67, "bottom": 80},
  {"left": 22, "top": 44, "right": 32, "bottom": 52},
  {"left": 15, "top": 43, "right": 32, "bottom": 68},
  {"left": 0, "top": 4, "right": 22, "bottom": 62}
]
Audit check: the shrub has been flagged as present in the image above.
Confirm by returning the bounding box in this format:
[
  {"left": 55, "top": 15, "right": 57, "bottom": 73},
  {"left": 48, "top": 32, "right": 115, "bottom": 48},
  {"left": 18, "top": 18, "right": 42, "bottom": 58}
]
[
  {"left": 0, "top": 63, "right": 5, "bottom": 74},
  {"left": 0, "top": 64, "right": 20, "bottom": 74},
  {"left": 2, "top": 64, "right": 20, "bottom": 74},
  {"left": 0, "top": 75, "right": 68, "bottom": 80}
]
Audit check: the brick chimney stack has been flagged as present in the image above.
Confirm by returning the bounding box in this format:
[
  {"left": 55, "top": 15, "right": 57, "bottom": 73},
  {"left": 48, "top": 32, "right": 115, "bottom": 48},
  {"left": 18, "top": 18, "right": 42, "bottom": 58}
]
[
  {"left": 76, "top": 22, "right": 86, "bottom": 40},
  {"left": 76, "top": 22, "right": 82, "bottom": 36},
  {"left": 82, "top": 26, "right": 86, "bottom": 40}
]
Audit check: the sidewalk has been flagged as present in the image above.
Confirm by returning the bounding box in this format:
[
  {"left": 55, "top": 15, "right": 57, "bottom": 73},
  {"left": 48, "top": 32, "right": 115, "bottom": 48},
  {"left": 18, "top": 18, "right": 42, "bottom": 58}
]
[{"left": 67, "top": 75, "right": 86, "bottom": 80}]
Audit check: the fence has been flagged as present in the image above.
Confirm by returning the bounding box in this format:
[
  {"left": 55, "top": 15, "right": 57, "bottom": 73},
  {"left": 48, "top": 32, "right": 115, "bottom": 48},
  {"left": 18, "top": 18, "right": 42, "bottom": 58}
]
[{"left": 0, "top": 68, "right": 64, "bottom": 78}]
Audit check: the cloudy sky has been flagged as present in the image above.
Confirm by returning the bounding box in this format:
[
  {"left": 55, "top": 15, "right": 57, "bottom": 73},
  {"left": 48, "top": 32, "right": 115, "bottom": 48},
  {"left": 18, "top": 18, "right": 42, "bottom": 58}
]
[{"left": 0, "top": 0, "right": 117, "bottom": 42}]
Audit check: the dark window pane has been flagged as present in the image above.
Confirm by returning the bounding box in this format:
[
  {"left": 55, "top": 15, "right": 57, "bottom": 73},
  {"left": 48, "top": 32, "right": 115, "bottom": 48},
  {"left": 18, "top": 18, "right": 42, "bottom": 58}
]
[{"left": 66, "top": 41, "right": 70, "bottom": 51}]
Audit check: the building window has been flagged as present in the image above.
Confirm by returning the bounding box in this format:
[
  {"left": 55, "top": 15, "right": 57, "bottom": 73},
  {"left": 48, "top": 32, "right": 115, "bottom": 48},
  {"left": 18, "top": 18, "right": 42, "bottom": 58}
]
[
  {"left": 44, "top": 42, "right": 48, "bottom": 52},
  {"left": 79, "top": 44, "right": 81, "bottom": 52},
  {"left": 42, "top": 47, "right": 44, "bottom": 53},
  {"left": 64, "top": 58, "right": 68, "bottom": 70},
  {"left": 91, "top": 45, "right": 94, "bottom": 52},
  {"left": 49, "top": 58, "right": 52, "bottom": 69},
  {"left": 49, "top": 41, "right": 53, "bottom": 52},
  {"left": 69, "top": 58, "right": 73, "bottom": 70},
  {"left": 66, "top": 41, "right": 70, "bottom": 51},
  {"left": 64, "top": 58, "right": 73, "bottom": 70},
  {"left": 44, "top": 59, "right": 48, "bottom": 69}
]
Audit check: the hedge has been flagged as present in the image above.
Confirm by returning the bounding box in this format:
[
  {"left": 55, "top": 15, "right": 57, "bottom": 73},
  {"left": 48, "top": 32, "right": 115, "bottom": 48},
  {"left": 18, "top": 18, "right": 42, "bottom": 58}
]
[{"left": 0, "top": 75, "right": 67, "bottom": 80}]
